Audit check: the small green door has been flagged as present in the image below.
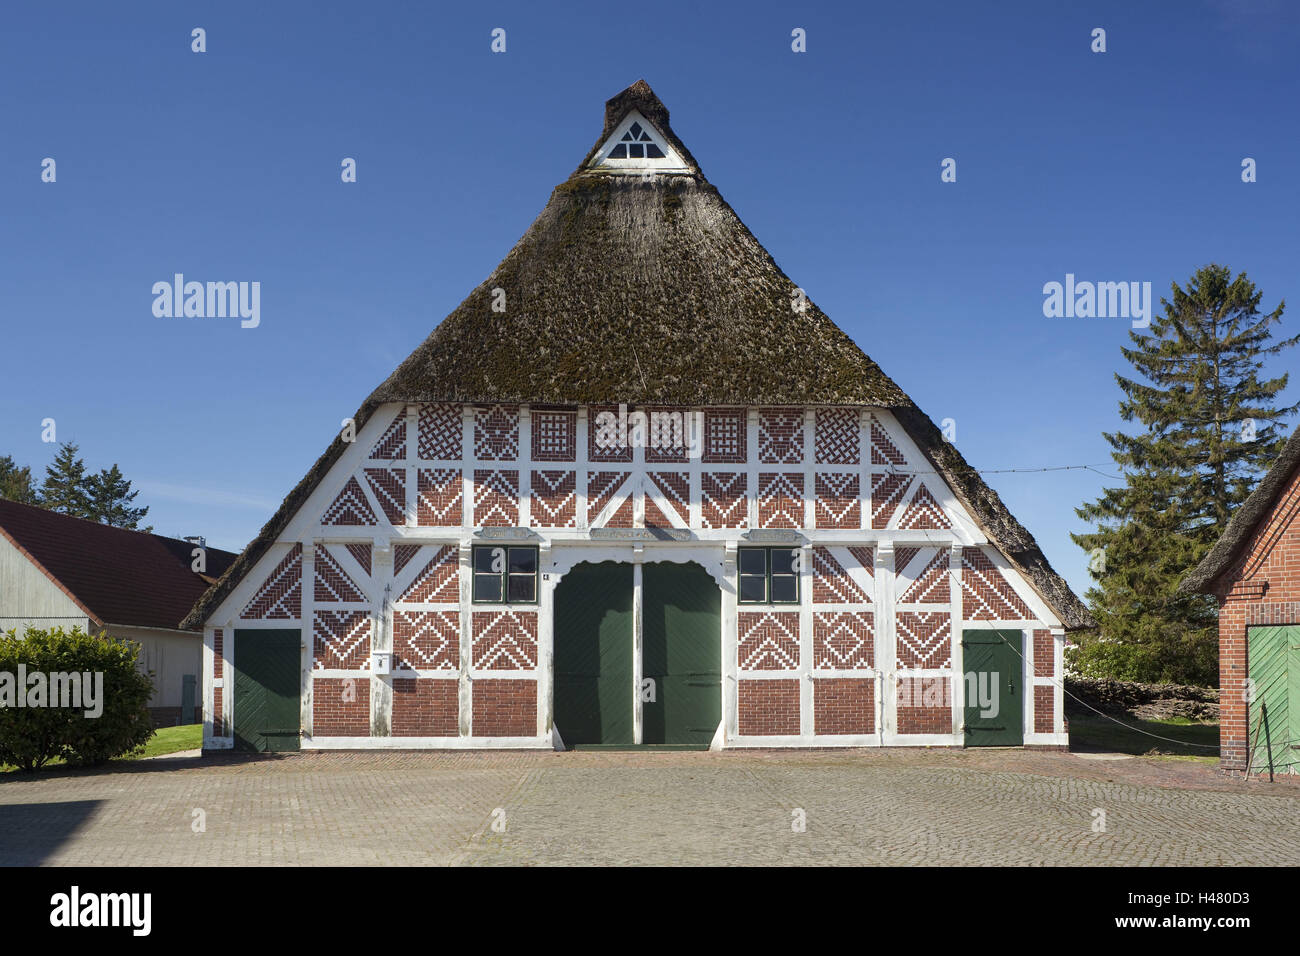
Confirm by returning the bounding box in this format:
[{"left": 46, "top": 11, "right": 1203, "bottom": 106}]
[
  {"left": 642, "top": 562, "right": 721, "bottom": 747},
  {"left": 553, "top": 562, "right": 635, "bottom": 746},
  {"left": 962, "top": 629, "right": 1023, "bottom": 746},
  {"left": 233, "top": 629, "right": 302, "bottom": 752},
  {"left": 1247, "top": 625, "right": 1300, "bottom": 773}
]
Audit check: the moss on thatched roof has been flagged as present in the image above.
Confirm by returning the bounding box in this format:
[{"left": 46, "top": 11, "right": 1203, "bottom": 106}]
[
  {"left": 1179, "top": 427, "right": 1300, "bottom": 595},
  {"left": 182, "top": 81, "right": 1090, "bottom": 632}
]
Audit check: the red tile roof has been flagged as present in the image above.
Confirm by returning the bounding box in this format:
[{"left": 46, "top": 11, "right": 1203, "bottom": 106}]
[{"left": 0, "top": 499, "right": 238, "bottom": 632}]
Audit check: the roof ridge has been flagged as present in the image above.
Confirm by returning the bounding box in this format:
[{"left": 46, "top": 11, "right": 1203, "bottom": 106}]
[{"left": 0, "top": 496, "right": 234, "bottom": 552}]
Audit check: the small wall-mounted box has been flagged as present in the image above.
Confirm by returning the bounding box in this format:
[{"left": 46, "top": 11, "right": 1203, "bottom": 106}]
[{"left": 371, "top": 651, "right": 392, "bottom": 675}]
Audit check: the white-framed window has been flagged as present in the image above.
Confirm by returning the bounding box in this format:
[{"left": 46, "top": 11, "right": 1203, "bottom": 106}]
[{"left": 607, "top": 121, "right": 665, "bottom": 160}]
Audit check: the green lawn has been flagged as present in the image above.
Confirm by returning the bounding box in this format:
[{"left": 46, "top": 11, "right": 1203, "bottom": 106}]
[
  {"left": 1068, "top": 711, "right": 1220, "bottom": 761},
  {"left": 1, "top": 723, "right": 202, "bottom": 773}
]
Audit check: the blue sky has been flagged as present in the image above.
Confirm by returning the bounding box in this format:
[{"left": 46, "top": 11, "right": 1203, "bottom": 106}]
[{"left": 3, "top": 0, "right": 1298, "bottom": 599}]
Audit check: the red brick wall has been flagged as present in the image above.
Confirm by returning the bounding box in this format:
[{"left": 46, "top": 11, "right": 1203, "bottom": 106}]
[
  {"left": 896, "top": 677, "right": 951, "bottom": 734},
  {"left": 738, "top": 679, "right": 799, "bottom": 735},
  {"left": 213, "top": 629, "right": 224, "bottom": 736},
  {"left": 814, "top": 678, "right": 874, "bottom": 735},
  {"left": 391, "top": 678, "right": 458, "bottom": 736},
  {"left": 1034, "top": 685, "right": 1053, "bottom": 735},
  {"left": 1213, "top": 465, "right": 1300, "bottom": 770},
  {"left": 313, "top": 677, "right": 370, "bottom": 736},
  {"left": 472, "top": 679, "right": 536, "bottom": 736},
  {"left": 1032, "top": 629, "right": 1056, "bottom": 736},
  {"left": 1032, "top": 629, "right": 1054, "bottom": 677}
]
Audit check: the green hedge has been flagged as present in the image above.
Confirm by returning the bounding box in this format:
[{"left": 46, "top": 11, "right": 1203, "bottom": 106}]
[{"left": 0, "top": 626, "right": 155, "bottom": 771}]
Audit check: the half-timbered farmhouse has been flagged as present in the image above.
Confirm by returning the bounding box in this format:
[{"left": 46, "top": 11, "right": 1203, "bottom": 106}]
[
  {"left": 184, "top": 81, "right": 1090, "bottom": 752},
  {"left": 1181, "top": 428, "right": 1300, "bottom": 774}
]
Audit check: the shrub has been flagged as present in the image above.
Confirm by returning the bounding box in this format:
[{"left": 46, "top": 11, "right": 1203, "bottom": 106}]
[
  {"left": 1065, "top": 624, "right": 1218, "bottom": 687},
  {"left": 0, "top": 626, "right": 155, "bottom": 770}
]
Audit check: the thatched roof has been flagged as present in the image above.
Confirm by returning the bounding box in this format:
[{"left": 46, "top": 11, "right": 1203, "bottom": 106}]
[
  {"left": 183, "top": 81, "right": 1091, "bottom": 631},
  {"left": 1179, "top": 426, "right": 1300, "bottom": 595}
]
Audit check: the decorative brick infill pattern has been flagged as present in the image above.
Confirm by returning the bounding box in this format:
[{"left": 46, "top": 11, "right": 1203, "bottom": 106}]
[
  {"left": 242, "top": 544, "right": 302, "bottom": 619},
  {"left": 815, "top": 408, "right": 860, "bottom": 464},
  {"left": 474, "top": 405, "right": 520, "bottom": 460},
  {"left": 758, "top": 410, "right": 803, "bottom": 465}
]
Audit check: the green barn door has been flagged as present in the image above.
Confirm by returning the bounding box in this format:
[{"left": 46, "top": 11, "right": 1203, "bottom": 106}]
[
  {"left": 553, "top": 562, "right": 634, "bottom": 746},
  {"left": 642, "top": 562, "right": 722, "bottom": 747},
  {"left": 1247, "top": 625, "right": 1300, "bottom": 774},
  {"left": 232, "top": 629, "right": 301, "bottom": 752},
  {"left": 962, "top": 629, "right": 1023, "bottom": 746}
]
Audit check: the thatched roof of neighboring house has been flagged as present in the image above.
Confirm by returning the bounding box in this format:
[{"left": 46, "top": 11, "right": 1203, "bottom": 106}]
[
  {"left": 183, "top": 80, "right": 1091, "bottom": 631},
  {"left": 1179, "top": 427, "right": 1300, "bottom": 595}
]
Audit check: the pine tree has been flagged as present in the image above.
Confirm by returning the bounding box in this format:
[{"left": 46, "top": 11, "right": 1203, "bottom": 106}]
[
  {"left": 0, "top": 455, "right": 39, "bottom": 505},
  {"left": 1072, "top": 265, "right": 1297, "bottom": 686},
  {"left": 85, "top": 464, "right": 150, "bottom": 530},
  {"left": 39, "top": 442, "right": 92, "bottom": 518}
]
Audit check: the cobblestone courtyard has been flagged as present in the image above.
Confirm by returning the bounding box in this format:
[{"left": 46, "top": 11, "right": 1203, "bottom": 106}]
[{"left": 2, "top": 749, "right": 1296, "bottom": 866}]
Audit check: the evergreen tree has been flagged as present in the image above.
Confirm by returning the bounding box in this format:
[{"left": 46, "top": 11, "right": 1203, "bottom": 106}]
[
  {"left": 1072, "top": 265, "right": 1297, "bottom": 686},
  {"left": 0, "top": 455, "right": 39, "bottom": 505},
  {"left": 39, "top": 442, "right": 92, "bottom": 518},
  {"left": 85, "top": 464, "right": 150, "bottom": 530}
]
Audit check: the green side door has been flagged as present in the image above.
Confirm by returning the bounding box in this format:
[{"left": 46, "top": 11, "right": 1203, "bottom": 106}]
[
  {"left": 1247, "top": 625, "right": 1299, "bottom": 773},
  {"left": 232, "top": 628, "right": 302, "bottom": 752},
  {"left": 642, "top": 562, "right": 721, "bottom": 747},
  {"left": 962, "top": 629, "right": 1023, "bottom": 746},
  {"left": 553, "top": 562, "right": 635, "bottom": 746}
]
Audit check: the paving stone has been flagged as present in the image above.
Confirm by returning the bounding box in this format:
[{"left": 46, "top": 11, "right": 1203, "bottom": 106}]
[{"left": 0, "top": 749, "right": 1294, "bottom": 866}]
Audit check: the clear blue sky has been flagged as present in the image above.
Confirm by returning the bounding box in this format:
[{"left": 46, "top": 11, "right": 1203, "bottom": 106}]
[{"left": 3, "top": 0, "right": 1297, "bottom": 600}]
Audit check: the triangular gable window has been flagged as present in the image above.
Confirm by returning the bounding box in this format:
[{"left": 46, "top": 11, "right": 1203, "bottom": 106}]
[
  {"left": 608, "top": 121, "right": 666, "bottom": 160},
  {"left": 591, "top": 110, "right": 691, "bottom": 174}
]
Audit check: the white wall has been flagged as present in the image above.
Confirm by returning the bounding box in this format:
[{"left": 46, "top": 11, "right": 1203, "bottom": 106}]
[
  {"left": 105, "top": 624, "right": 203, "bottom": 713},
  {"left": 0, "top": 533, "right": 90, "bottom": 635}
]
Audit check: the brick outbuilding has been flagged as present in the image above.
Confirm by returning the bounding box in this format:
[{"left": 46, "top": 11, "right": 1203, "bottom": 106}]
[
  {"left": 183, "top": 81, "right": 1090, "bottom": 753},
  {"left": 1182, "top": 429, "right": 1300, "bottom": 774}
]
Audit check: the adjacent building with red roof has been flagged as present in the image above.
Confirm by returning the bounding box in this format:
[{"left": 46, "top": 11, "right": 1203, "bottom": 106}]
[{"left": 0, "top": 498, "right": 237, "bottom": 724}]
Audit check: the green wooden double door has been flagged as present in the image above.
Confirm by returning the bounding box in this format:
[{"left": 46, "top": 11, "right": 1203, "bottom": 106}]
[
  {"left": 1247, "top": 625, "right": 1300, "bottom": 773},
  {"left": 554, "top": 561, "right": 721, "bottom": 748}
]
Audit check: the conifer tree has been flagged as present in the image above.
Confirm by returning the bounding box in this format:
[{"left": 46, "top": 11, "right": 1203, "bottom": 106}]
[
  {"left": 0, "top": 455, "right": 38, "bottom": 505},
  {"left": 1072, "top": 265, "right": 1297, "bottom": 685},
  {"left": 39, "top": 442, "right": 92, "bottom": 518},
  {"left": 85, "top": 464, "right": 150, "bottom": 530}
]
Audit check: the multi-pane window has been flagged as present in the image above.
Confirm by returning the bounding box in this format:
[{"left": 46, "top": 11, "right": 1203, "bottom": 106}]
[
  {"left": 472, "top": 545, "right": 538, "bottom": 604},
  {"left": 738, "top": 547, "right": 800, "bottom": 604},
  {"left": 608, "top": 121, "right": 665, "bottom": 159}
]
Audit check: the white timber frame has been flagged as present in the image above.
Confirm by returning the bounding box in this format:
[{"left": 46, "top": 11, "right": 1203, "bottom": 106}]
[{"left": 200, "top": 402, "right": 1070, "bottom": 751}]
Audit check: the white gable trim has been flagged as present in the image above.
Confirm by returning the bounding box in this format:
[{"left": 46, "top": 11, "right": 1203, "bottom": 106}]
[{"left": 589, "top": 110, "right": 692, "bottom": 175}]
